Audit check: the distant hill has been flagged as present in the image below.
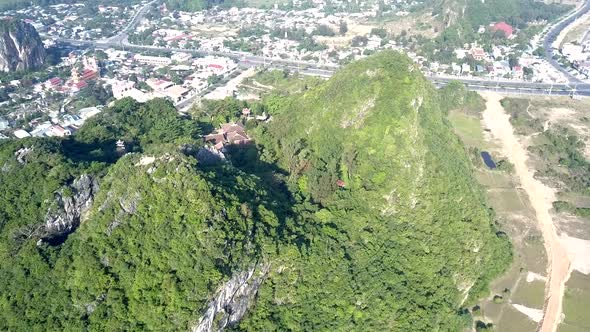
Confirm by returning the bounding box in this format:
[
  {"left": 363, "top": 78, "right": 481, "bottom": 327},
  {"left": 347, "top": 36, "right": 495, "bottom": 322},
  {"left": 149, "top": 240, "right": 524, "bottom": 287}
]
[{"left": 434, "top": 0, "right": 571, "bottom": 28}]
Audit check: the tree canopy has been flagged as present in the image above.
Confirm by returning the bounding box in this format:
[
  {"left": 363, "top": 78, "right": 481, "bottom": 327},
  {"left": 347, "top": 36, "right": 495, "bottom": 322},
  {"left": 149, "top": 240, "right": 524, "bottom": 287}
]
[{"left": 0, "top": 52, "right": 511, "bottom": 331}]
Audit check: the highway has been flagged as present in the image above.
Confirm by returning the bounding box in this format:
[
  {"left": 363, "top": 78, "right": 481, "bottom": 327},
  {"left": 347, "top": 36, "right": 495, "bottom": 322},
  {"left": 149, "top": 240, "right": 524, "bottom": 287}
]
[
  {"left": 542, "top": 0, "right": 590, "bottom": 84},
  {"left": 102, "top": 0, "right": 157, "bottom": 44},
  {"left": 54, "top": 0, "right": 590, "bottom": 98}
]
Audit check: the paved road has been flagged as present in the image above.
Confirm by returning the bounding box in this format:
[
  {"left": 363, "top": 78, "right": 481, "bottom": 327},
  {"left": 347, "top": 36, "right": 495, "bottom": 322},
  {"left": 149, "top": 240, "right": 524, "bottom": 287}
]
[
  {"left": 58, "top": 36, "right": 590, "bottom": 96},
  {"left": 542, "top": 0, "right": 590, "bottom": 84},
  {"left": 104, "top": 0, "right": 157, "bottom": 44}
]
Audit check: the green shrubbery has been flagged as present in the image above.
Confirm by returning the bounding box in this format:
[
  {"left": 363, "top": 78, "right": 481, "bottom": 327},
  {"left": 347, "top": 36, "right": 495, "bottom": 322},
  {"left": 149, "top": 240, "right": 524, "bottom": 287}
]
[
  {"left": 553, "top": 201, "right": 590, "bottom": 218},
  {"left": 243, "top": 51, "right": 511, "bottom": 330},
  {"left": 530, "top": 126, "right": 590, "bottom": 194},
  {"left": 0, "top": 52, "right": 511, "bottom": 331}
]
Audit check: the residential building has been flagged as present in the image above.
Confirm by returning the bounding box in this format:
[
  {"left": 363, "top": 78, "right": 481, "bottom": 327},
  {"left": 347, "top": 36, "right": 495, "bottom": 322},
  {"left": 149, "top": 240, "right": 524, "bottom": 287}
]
[
  {"left": 13, "top": 129, "right": 31, "bottom": 138},
  {"left": 162, "top": 85, "right": 189, "bottom": 102},
  {"left": 470, "top": 47, "right": 486, "bottom": 61},
  {"left": 204, "top": 122, "right": 251, "bottom": 152},
  {"left": 491, "top": 22, "right": 514, "bottom": 38},
  {"left": 133, "top": 54, "right": 172, "bottom": 66}
]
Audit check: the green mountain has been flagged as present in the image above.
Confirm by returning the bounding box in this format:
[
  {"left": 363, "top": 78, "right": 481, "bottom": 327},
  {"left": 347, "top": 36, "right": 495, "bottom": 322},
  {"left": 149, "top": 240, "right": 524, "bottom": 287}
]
[
  {"left": 433, "top": 0, "right": 571, "bottom": 28},
  {"left": 241, "top": 51, "right": 511, "bottom": 330},
  {"left": 0, "top": 52, "right": 510, "bottom": 331}
]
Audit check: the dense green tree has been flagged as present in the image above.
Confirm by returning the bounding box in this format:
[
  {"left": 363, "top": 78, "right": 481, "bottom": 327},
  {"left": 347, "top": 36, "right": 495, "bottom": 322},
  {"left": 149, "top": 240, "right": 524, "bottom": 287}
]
[{"left": 0, "top": 52, "right": 511, "bottom": 331}]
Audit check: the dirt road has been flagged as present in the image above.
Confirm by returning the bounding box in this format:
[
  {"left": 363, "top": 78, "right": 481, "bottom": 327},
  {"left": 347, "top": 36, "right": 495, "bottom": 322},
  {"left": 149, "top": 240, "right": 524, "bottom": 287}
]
[{"left": 480, "top": 92, "right": 572, "bottom": 332}]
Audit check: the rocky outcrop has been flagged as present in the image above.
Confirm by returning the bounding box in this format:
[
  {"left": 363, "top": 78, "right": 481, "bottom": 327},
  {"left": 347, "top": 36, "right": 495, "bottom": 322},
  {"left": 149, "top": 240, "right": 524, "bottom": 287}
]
[
  {"left": 43, "top": 174, "right": 99, "bottom": 240},
  {"left": 0, "top": 19, "right": 45, "bottom": 72},
  {"left": 192, "top": 262, "right": 271, "bottom": 332},
  {"left": 14, "top": 146, "right": 33, "bottom": 164}
]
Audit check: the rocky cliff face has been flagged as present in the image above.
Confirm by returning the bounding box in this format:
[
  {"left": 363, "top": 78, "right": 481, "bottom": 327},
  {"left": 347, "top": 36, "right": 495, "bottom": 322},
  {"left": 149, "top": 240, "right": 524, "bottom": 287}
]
[
  {"left": 192, "top": 262, "right": 271, "bottom": 332},
  {"left": 0, "top": 19, "right": 45, "bottom": 72},
  {"left": 43, "top": 174, "right": 99, "bottom": 240}
]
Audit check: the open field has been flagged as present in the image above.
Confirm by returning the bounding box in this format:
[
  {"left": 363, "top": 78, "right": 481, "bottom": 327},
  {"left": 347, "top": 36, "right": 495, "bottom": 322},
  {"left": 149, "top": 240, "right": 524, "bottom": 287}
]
[
  {"left": 561, "top": 14, "right": 590, "bottom": 45},
  {"left": 239, "top": 69, "right": 325, "bottom": 97},
  {"left": 448, "top": 105, "right": 548, "bottom": 331},
  {"left": 559, "top": 271, "right": 590, "bottom": 332},
  {"left": 448, "top": 111, "right": 489, "bottom": 148},
  {"left": 489, "top": 95, "right": 590, "bottom": 331},
  {"left": 494, "top": 305, "right": 539, "bottom": 332},
  {"left": 480, "top": 92, "right": 572, "bottom": 332},
  {"left": 381, "top": 11, "right": 440, "bottom": 39},
  {"left": 449, "top": 93, "right": 590, "bottom": 331}
]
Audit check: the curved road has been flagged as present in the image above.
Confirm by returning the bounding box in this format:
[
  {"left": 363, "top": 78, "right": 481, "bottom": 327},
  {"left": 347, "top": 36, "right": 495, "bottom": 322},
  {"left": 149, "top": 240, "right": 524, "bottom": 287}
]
[{"left": 543, "top": 0, "right": 590, "bottom": 84}]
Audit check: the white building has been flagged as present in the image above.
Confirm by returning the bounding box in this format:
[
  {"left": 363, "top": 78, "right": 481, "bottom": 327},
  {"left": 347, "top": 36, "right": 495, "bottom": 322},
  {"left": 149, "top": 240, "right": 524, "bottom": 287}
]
[
  {"left": 162, "top": 85, "right": 189, "bottom": 102},
  {"left": 78, "top": 106, "right": 102, "bottom": 121},
  {"left": 461, "top": 63, "right": 471, "bottom": 74},
  {"left": 0, "top": 118, "right": 9, "bottom": 130},
  {"left": 133, "top": 54, "right": 172, "bottom": 66},
  {"left": 112, "top": 80, "right": 136, "bottom": 99},
  {"left": 14, "top": 129, "right": 31, "bottom": 139},
  {"left": 171, "top": 52, "right": 192, "bottom": 63},
  {"left": 562, "top": 43, "right": 587, "bottom": 62}
]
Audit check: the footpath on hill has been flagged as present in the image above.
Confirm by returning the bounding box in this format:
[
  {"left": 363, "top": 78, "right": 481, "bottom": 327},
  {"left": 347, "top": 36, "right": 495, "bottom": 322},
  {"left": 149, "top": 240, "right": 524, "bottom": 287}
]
[{"left": 480, "top": 92, "right": 572, "bottom": 332}]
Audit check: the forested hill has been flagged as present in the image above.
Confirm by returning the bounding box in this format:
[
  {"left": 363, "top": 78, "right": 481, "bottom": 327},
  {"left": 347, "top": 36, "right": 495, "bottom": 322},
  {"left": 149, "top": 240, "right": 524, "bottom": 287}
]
[
  {"left": 434, "top": 0, "right": 570, "bottom": 28},
  {"left": 245, "top": 51, "right": 511, "bottom": 330},
  {"left": 0, "top": 52, "right": 510, "bottom": 331}
]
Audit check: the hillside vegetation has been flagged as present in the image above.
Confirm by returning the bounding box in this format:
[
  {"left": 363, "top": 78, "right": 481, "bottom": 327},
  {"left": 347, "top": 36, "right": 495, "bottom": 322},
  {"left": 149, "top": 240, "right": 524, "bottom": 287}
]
[
  {"left": 240, "top": 51, "right": 511, "bottom": 330},
  {"left": 0, "top": 52, "right": 510, "bottom": 331}
]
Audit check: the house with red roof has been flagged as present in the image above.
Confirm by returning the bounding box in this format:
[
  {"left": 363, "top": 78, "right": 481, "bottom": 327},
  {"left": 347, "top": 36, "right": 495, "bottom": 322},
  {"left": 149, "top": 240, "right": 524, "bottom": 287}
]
[
  {"left": 45, "top": 77, "right": 63, "bottom": 90},
  {"left": 80, "top": 69, "right": 98, "bottom": 81},
  {"left": 512, "top": 66, "right": 523, "bottom": 79},
  {"left": 71, "top": 81, "right": 88, "bottom": 92},
  {"left": 470, "top": 47, "right": 487, "bottom": 61},
  {"left": 491, "top": 22, "right": 514, "bottom": 38},
  {"left": 204, "top": 122, "right": 251, "bottom": 152}
]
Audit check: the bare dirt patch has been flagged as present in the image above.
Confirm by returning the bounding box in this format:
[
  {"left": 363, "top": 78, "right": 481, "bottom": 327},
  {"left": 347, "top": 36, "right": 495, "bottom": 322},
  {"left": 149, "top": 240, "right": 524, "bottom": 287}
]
[
  {"left": 480, "top": 92, "right": 573, "bottom": 332},
  {"left": 315, "top": 22, "right": 376, "bottom": 48},
  {"left": 512, "top": 303, "right": 545, "bottom": 323},
  {"left": 382, "top": 12, "right": 440, "bottom": 38}
]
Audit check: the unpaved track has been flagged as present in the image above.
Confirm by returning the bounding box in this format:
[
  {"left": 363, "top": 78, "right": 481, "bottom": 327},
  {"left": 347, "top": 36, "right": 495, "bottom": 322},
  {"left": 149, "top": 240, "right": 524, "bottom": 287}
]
[{"left": 480, "top": 92, "right": 572, "bottom": 332}]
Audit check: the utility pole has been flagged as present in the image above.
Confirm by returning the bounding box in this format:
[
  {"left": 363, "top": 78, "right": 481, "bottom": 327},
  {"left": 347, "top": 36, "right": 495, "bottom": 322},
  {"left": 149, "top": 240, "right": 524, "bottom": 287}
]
[{"left": 572, "top": 83, "right": 577, "bottom": 99}]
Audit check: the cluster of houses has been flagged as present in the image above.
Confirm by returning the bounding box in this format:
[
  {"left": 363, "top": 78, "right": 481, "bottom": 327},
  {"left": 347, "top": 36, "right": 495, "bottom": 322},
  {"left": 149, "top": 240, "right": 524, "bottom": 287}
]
[
  {"left": 0, "top": 42, "right": 243, "bottom": 140},
  {"left": 112, "top": 77, "right": 190, "bottom": 104},
  {"left": 3, "top": 106, "right": 102, "bottom": 139},
  {"left": 560, "top": 32, "right": 590, "bottom": 79},
  {"left": 1, "top": 2, "right": 141, "bottom": 41},
  {"left": 419, "top": 20, "right": 569, "bottom": 83},
  {"left": 131, "top": 2, "right": 418, "bottom": 66},
  {"left": 44, "top": 55, "right": 100, "bottom": 94},
  {"left": 130, "top": 2, "right": 571, "bottom": 83},
  {"left": 107, "top": 51, "right": 238, "bottom": 105},
  {"left": 0, "top": 49, "right": 108, "bottom": 140}
]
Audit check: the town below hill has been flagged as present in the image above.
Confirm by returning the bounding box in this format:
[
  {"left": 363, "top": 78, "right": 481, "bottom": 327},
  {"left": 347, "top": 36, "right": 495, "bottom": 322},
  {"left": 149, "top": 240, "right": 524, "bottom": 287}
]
[{"left": 0, "top": 0, "right": 587, "bottom": 142}]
